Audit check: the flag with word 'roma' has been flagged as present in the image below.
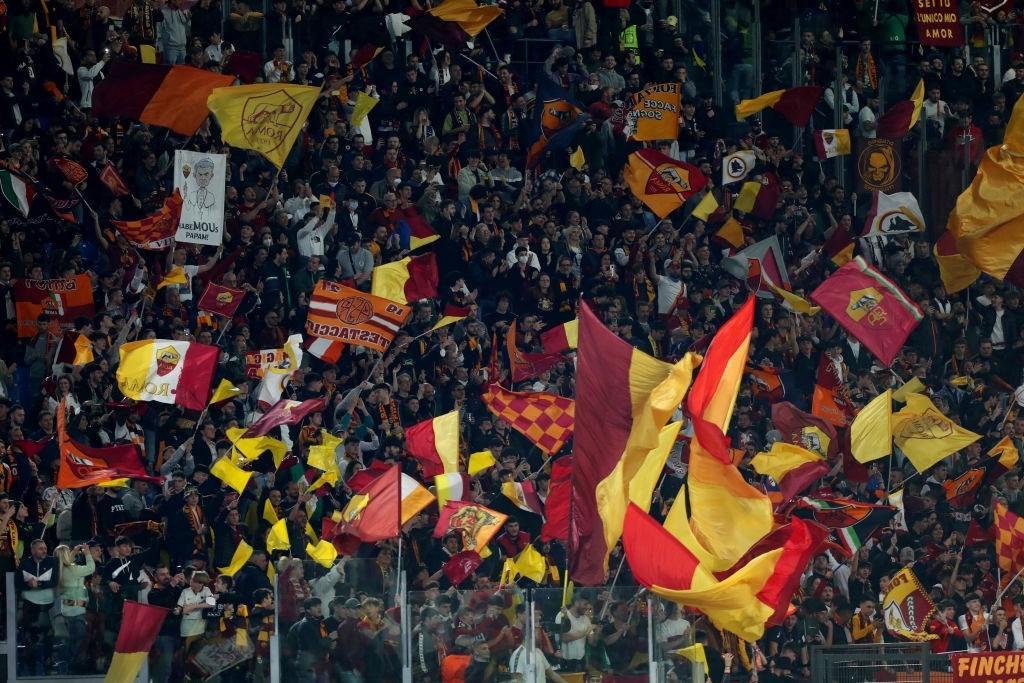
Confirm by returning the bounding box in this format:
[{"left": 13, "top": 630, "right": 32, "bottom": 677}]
[
  {"left": 15, "top": 275, "right": 95, "bottom": 338},
  {"left": 624, "top": 148, "right": 707, "bottom": 219},
  {"left": 104, "top": 601, "right": 168, "bottom": 683},
  {"left": 482, "top": 384, "right": 574, "bottom": 456},
  {"left": 810, "top": 257, "right": 922, "bottom": 367},
  {"left": 111, "top": 191, "right": 183, "bottom": 250},
  {"left": 117, "top": 340, "right": 219, "bottom": 411},
  {"left": 307, "top": 280, "right": 412, "bottom": 353},
  {"left": 206, "top": 84, "right": 321, "bottom": 168}
]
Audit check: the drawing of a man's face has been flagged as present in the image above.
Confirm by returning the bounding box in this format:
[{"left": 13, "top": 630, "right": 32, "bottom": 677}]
[{"left": 194, "top": 159, "right": 215, "bottom": 189}]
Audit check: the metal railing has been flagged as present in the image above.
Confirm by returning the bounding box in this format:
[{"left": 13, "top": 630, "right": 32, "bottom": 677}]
[{"left": 809, "top": 642, "right": 957, "bottom": 683}]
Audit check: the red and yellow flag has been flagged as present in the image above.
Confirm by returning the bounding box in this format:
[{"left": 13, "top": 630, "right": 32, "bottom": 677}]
[
  {"left": 14, "top": 274, "right": 95, "bottom": 338},
  {"left": 569, "top": 301, "right": 701, "bottom": 585},
  {"left": 625, "top": 149, "right": 708, "bottom": 219},
  {"left": 482, "top": 384, "right": 574, "bottom": 455},
  {"left": 433, "top": 501, "right": 508, "bottom": 551},
  {"left": 335, "top": 464, "right": 401, "bottom": 543},
  {"left": 104, "top": 601, "right": 168, "bottom": 683},
  {"left": 685, "top": 298, "right": 775, "bottom": 565},
  {"left": 735, "top": 86, "right": 822, "bottom": 127},
  {"left": 405, "top": 410, "right": 460, "bottom": 479},
  {"left": 994, "top": 502, "right": 1024, "bottom": 575},
  {"left": 57, "top": 400, "right": 159, "bottom": 489},
  {"left": 370, "top": 252, "right": 439, "bottom": 305},
  {"left": 540, "top": 318, "right": 579, "bottom": 354},
  {"left": 111, "top": 191, "right": 182, "bottom": 250}
]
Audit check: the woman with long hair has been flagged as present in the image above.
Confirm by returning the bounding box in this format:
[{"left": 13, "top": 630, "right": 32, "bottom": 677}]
[{"left": 54, "top": 543, "right": 95, "bottom": 674}]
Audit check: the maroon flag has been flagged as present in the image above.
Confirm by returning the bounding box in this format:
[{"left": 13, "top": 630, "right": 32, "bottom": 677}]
[
  {"left": 506, "top": 321, "right": 562, "bottom": 383},
  {"left": 770, "top": 402, "right": 839, "bottom": 460},
  {"left": 197, "top": 283, "right": 246, "bottom": 319},
  {"left": 810, "top": 257, "right": 923, "bottom": 367},
  {"left": 243, "top": 398, "right": 326, "bottom": 437},
  {"left": 50, "top": 157, "right": 88, "bottom": 186},
  {"left": 540, "top": 456, "right": 572, "bottom": 542},
  {"left": 442, "top": 550, "right": 483, "bottom": 586},
  {"left": 99, "top": 163, "right": 131, "bottom": 197},
  {"left": 13, "top": 436, "right": 53, "bottom": 457}
]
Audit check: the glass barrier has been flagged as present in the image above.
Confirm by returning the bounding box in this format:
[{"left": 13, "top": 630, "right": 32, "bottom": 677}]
[{"left": 276, "top": 554, "right": 400, "bottom": 683}]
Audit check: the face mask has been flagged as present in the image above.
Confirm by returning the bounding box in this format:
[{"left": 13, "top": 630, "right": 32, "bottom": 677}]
[
  {"left": 517, "top": 255, "right": 529, "bottom": 265},
  {"left": 348, "top": 201, "right": 358, "bottom": 210},
  {"left": 262, "top": 238, "right": 273, "bottom": 247}
]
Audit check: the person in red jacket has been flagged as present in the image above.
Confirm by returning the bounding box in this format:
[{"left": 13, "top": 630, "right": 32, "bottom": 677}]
[
  {"left": 495, "top": 518, "right": 530, "bottom": 559},
  {"left": 928, "top": 600, "right": 968, "bottom": 653}
]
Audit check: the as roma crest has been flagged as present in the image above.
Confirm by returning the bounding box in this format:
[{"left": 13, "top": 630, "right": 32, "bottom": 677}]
[
  {"left": 847, "top": 287, "right": 888, "bottom": 327},
  {"left": 155, "top": 346, "right": 182, "bottom": 376},
  {"left": 645, "top": 164, "right": 694, "bottom": 196},
  {"left": 240, "top": 89, "right": 305, "bottom": 154},
  {"left": 539, "top": 99, "right": 578, "bottom": 138}
]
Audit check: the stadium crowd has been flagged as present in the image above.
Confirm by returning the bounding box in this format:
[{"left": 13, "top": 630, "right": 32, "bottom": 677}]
[{"left": 1, "top": 0, "right": 1024, "bottom": 680}]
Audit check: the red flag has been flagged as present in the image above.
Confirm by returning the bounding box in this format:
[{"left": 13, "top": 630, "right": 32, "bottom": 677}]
[
  {"left": 810, "top": 257, "right": 923, "bottom": 367},
  {"left": 345, "top": 460, "right": 392, "bottom": 493},
  {"left": 506, "top": 320, "right": 562, "bottom": 383},
  {"left": 243, "top": 398, "right": 326, "bottom": 437},
  {"left": 13, "top": 436, "right": 53, "bottom": 457},
  {"left": 49, "top": 156, "right": 88, "bottom": 185},
  {"left": 442, "top": 550, "right": 483, "bottom": 586},
  {"left": 197, "top": 283, "right": 246, "bottom": 319},
  {"left": 336, "top": 464, "right": 401, "bottom": 542},
  {"left": 99, "top": 163, "right": 131, "bottom": 197},
  {"left": 540, "top": 456, "right": 573, "bottom": 542},
  {"left": 56, "top": 400, "right": 159, "bottom": 488},
  {"left": 106, "top": 601, "right": 169, "bottom": 682}
]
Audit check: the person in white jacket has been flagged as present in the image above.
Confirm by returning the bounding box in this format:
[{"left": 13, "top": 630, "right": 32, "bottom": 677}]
[
  {"left": 296, "top": 203, "right": 336, "bottom": 258},
  {"left": 76, "top": 51, "right": 105, "bottom": 109}
]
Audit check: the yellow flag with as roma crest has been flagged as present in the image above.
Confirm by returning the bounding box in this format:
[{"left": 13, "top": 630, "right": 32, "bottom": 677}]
[
  {"left": 624, "top": 149, "right": 708, "bottom": 219},
  {"left": 207, "top": 84, "right": 321, "bottom": 168}
]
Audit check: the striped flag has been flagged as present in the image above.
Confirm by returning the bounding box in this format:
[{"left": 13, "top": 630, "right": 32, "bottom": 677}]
[
  {"left": 434, "top": 472, "right": 471, "bottom": 507},
  {"left": 99, "top": 163, "right": 131, "bottom": 197},
  {"left": 307, "top": 280, "right": 411, "bottom": 353},
  {"left": 405, "top": 410, "right": 460, "bottom": 479},
  {"left": 104, "top": 602, "right": 168, "bottom": 683},
  {"left": 303, "top": 336, "right": 345, "bottom": 363},
  {"left": 540, "top": 318, "right": 579, "bottom": 354},
  {"left": 370, "top": 252, "right": 439, "bottom": 304},
  {"left": 0, "top": 170, "right": 35, "bottom": 217},
  {"left": 501, "top": 480, "right": 545, "bottom": 517}
]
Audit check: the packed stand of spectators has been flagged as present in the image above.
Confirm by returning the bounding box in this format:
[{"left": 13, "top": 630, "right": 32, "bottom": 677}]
[{"left": 1, "top": 0, "right": 1024, "bottom": 680}]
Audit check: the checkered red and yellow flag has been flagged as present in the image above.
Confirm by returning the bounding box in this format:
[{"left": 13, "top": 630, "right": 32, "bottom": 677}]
[
  {"left": 994, "top": 502, "right": 1024, "bottom": 575},
  {"left": 482, "top": 384, "right": 574, "bottom": 456}
]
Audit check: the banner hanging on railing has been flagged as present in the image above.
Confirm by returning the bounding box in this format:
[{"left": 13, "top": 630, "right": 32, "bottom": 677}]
[
  {"left": 912, "top": 0, "right": 965, "bottom": 47},
  {"left": 952, "top": 652, "right": 1024, "bottom": 682}
]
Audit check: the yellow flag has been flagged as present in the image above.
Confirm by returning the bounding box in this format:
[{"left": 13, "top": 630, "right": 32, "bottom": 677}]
[
  {"left": 307, "top": 431, "right": 341, "bottom": 474},
  {"left": 218, "top": 539, "right": 253, "bottom": 576},
  {"left": 468, "top": 450, "right": 497, "bottom": 476},
  {"left": 262, "top": 500, "right": 279, "bottom": 526},
  {"left": 98, "top": 478, "right": 129, "bottom": 488},
  {"left": 626, "top": 421, "right": 682, "bottom": 511},
  {"left": 350, "top": 91, "right": 379, "bottom": 127},
  {"left": 266, "top": 519, "right": 290, "bottom": 553},
  {"left": 206, "top": 84, "right": 321, "bottom": 168},
  {"left": 307, "top": 470, "right": 339, "bottom": 492},
  {"left": 157, "top": 266, "right": 187, "bottom": 289},
  {"left": 750, "top": 442, "right": 824, "bottom": 482},
  {"left": 305, "top": 521, "right": 318, "bottom": 543},
  {"left": 691, "top": 191, "right": 719, "bottom": 221},
  {"left": 210, "top": 378, "right": 241, "bottom": 405},
  {"left": 909, "top": 79, "right": 925, "bottom": 129},
  {"left": 893, "top": 393, "right": 981, "bottom": 473},
  {"left": 432, "top": 314, "right": 468, "bottom": 331},
  {"left": 306, "top": 540, "right": 338, "bottom": 568},
  {"left": 767, "top": 282, "right": 820, "bottom": 315},
  {"left": 514, "top": 544, "right": 547, "bottom": 583},
  {"left": 428, "top": 0, "right": 503, "bottom": 36},
  {"left": 569, "top": 146, "right": 586, "bottom": 170},
  {"left": 734, "top": 181, "right": 761, "bottom": 214},
  {"left": 851, "top": 390, "right": 893, "bottom": 463},
  {"left": 499, "top": 558, "right": 519, "bottom": 586},
  {"left": 674, "top": 644, "right": 709, "bottom": 680},
  {"left": 892, "top": 377, "right": 925, "bottom": 403},
  {"left": 210, "top": 457, "right": 253, "bottom": 494},
  {"left": 73, "top": 334, "right": 94, "bottom": 366},
  {"left": 227, "top": 427, "right": 288, "bottom": 468},
  {"left": 990, "top": 436, "right": 1021, "bottom": 471}
]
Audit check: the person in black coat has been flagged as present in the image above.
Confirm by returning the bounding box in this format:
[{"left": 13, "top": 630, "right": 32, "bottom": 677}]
[{"left": 234, "top": 550, "right": 273, "bottom": 604}]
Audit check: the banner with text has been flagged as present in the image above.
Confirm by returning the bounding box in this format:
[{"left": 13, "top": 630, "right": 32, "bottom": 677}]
[
  {"left": 173, "top": 150, "right": 226, "bottom": 246},
  {"left": 953, "top": 652, "right": 1024, "bottom": 682},
  {"left": 913, "top": 0, "right": 965, "bottom": 47},
  {"left": 623, "top": 83, "right": 681, "bottom": 141}
]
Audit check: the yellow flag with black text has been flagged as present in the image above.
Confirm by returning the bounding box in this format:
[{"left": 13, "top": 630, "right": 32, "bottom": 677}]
[{"left": 206, "top": 84, "right": 321, "bottom": 168}]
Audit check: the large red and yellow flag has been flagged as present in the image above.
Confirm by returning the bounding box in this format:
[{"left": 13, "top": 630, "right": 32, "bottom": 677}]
[
  {"left": 104, "top": 601, "right": 168, "bottom": 683},
  {"left": 404, "top": 410, "right": 460, "bottom": 479},
  {"left": 623, "top": 83, "right": 682, "bottom": 141},
  {"left": 335, "top": 464, "right": 401, "bottom": 543},
  {"left": 624, "top": 502, "right": 828, "bottom": 641},
  {"left": 876, "top": 80, "right": 926, "bottom": 140},
  {"left": 57, "top": 400, "right": 158, "bottom": 489},
  {"left": 934, "top": 231, "right": 980, "bottom": 294},
  {"left": 569, "top": 301, "right": 701, "bottom": 585},
  {"left": 482, "top": 384, "right": 574, "bottom": 455},
  {"left": 625, "top": 149, "right": 708, "bottom": 219},
  {"left": 197, "top": 283, "right": 246, "bottom": 319},
  {"left": 685, "top": 298, "right": 775, "bottom": 565},
  {"left": 433, "top": 501, "right": 508, "bottom": 552},
  {"left": 14, "top": 274, "right": 94, "bottom": 338},
  {"left": 370, "top": 252, "right": 439, "bottom": 304},
  {"left": 947, "top": 93, "right": 1024, "bottom": 287},
  {"left": 116, "top": 339, "right": 219, "bottom": 411},
  {"left": 810, "top": 257, "right": 923, "bottom": 367},
  {"left": 734, "top": 86, "right": 822, "bottom": 127},
  {"left": 206, "top": 84, "right": 321, "bottom": 168},
  {"left": 110, "top": 191, "right": 182, "bottom": 250},
  {"left": 994, "top": 502, "right": 1024, "bottom": 575},
  {"left": 307, "top": 280, "right": 412, "bottom": 353},
  {"left": 93, "top": 62, "right": 234, "bottom": 135}
]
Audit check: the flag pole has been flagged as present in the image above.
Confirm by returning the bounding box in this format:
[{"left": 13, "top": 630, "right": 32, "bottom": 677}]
[
  {"left": 599, "top": 552, "right": 627, "bottom": 621},
  {"left": 457, "top": 52, "right": 499, "bottom": 82},
  {"left": 996, "top": 566, "right": 1024, "bottom": 604}
]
